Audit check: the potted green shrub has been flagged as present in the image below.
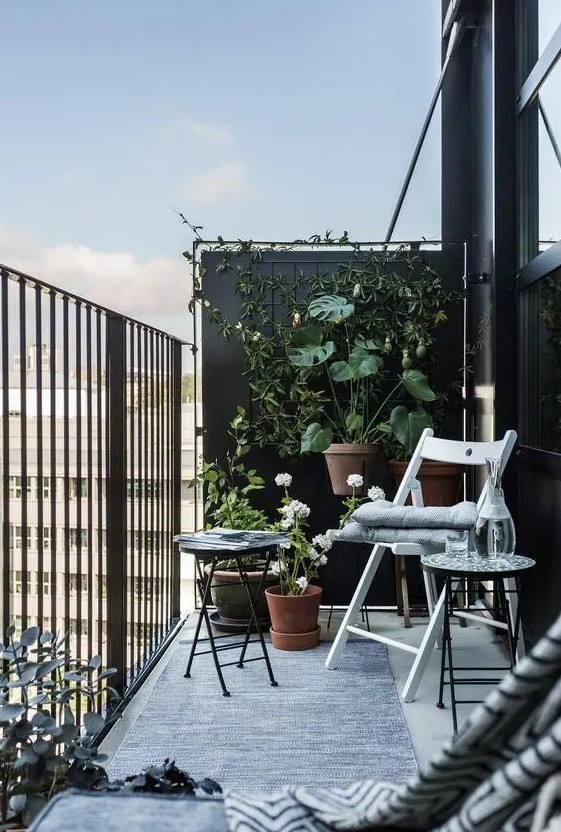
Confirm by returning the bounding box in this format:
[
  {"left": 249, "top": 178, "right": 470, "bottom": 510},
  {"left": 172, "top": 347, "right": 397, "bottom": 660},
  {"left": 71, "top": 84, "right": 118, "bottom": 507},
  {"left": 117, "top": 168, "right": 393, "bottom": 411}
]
[
  {"left": 286, "top": 293, "right": 436, "bottom": 494},
  {"left": 190, "top": 407, "right": 276, "bottom": 627}
]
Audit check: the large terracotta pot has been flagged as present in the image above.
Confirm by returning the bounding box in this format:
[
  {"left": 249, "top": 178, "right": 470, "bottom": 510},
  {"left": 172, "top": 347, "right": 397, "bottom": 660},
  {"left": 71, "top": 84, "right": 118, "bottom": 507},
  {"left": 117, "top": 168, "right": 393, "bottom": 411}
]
[
  {"left": 265, "top": 584, "right": 322, "bottom": 650},
  {"left": 204, "top": 561, "right": 277, "bottom": 625},
  {"left": 389, "top": 459, "right": 464, "bottom": 506},
  {"left": 322, "top": 443, "right": 380, "bottom": 495}
]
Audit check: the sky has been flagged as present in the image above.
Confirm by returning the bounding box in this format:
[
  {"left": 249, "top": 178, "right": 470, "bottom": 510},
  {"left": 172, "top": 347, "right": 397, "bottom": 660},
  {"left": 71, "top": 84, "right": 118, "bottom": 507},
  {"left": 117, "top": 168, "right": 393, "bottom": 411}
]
[
  {"left": 0, "top": 0, "right": 444, "bottom": 340},
  {"left": 1, "top": 1, "right": 560, "bottom": 344}
]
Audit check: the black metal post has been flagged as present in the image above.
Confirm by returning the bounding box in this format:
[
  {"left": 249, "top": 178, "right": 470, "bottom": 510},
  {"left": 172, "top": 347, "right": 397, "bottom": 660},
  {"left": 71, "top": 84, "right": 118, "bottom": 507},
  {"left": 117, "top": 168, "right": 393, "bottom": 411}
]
[
  {"left": 106, "top": 313, "right": 127, "bottom": 694},
  {"left": 171, "top": 341, "right": 182, "bottom": 620}
]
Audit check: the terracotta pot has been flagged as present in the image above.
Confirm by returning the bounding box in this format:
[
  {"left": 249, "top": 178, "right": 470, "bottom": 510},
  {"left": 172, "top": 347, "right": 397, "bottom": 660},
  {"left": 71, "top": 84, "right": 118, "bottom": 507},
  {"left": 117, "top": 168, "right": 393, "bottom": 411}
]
[
  {"left": 389, "top": 459, "right": 464, "bottom": 506},
  {"left": 265, "top": 584, "right": 322, "bottom": 650},
  {"left": 322, "top": 443, "right": 380, "bottom": 495},
  {"left": 205, "top": 561, "right": 277, "bottom": 625}
]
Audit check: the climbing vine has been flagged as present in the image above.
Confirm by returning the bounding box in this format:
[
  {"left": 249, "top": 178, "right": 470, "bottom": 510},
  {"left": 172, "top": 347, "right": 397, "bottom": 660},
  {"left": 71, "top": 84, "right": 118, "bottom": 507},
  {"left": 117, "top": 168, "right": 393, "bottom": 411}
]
[{"left": 187, "top": 233, "right": 464, "bottom": 459}]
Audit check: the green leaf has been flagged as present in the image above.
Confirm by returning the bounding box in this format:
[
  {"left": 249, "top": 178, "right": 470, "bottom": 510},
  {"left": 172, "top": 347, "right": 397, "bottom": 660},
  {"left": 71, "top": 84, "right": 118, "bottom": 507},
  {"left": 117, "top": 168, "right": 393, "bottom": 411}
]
[
  {"left": 286, "top": 338, "right": 336, "bottom": 367},
  {"left": 345, "top": 413, "right": 363, "bottom": 434},
  {"left": 308, "top": 295, "right": 354, "bottom": 321},
  {"left": 389, "top": 406, "right": 432, "bottom": 455},
  {"left": 288, "top": 324, "right": 322, "bottom": 346},
  {"left": 0, "top": 703, "right": 25, "bottom": 723},
  {"left": 83, "top": 712, "right": 105, "bottom": 735},
  {"left": 300, "top": 423, "right": 333, "bottom": 453},
  {"left": 20, "top": 626, "right": 40, "bottom": 646},
  {"left": 329, "top": 347, "right": 382, "bottom": 381},
  {"left": 401, "top": 369, "right": 437, "bottom": 402}
]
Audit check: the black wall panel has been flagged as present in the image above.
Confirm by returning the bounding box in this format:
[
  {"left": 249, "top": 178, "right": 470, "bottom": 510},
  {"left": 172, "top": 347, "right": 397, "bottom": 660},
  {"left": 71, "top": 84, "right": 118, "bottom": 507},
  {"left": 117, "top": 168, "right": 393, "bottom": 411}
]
[{"left": 200, "top": 246, "right": 465, "bottom": 607}]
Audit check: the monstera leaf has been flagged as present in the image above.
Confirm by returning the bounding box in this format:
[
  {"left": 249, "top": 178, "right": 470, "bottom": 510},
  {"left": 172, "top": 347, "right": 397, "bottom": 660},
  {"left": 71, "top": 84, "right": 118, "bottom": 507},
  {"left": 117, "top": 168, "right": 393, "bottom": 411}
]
[
  {"left": 329, "top": 344, "right": 383, "bottom": 382},
  {"left": 308, "top": 295, "right": 355, "bottom": 322},
  {"left": 286, "top": 325, "right": 336, "bottom": 367},
  {"left": 400, "top": 369, "right": 437, "bottom": 402},
  {"left": 389, "top": 406, "right": 433, "bottom": 456},
  {"left": 300, "top": 423, "right": 334, "bottom": 453}
]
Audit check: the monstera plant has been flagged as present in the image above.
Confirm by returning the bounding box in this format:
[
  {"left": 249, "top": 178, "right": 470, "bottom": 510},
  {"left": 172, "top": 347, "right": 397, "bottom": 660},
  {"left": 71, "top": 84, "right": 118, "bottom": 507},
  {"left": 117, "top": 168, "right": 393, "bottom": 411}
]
[{"left": 285, "top": 293, "right": 436, "bottom": 494}]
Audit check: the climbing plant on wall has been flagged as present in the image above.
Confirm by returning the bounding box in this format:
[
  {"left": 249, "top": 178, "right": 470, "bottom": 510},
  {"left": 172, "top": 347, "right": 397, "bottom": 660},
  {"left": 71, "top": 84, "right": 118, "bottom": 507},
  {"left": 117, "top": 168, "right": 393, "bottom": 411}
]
[{"left": 188, "top": 234, "right": 463, "bottom": 459}]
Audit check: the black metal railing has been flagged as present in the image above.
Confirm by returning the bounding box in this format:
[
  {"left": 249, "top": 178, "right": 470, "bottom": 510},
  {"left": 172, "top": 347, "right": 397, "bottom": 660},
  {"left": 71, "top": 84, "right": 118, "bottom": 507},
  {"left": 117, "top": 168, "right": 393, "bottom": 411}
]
[{"left": 0, "top": 263, "right": 189, "bottom": 695}]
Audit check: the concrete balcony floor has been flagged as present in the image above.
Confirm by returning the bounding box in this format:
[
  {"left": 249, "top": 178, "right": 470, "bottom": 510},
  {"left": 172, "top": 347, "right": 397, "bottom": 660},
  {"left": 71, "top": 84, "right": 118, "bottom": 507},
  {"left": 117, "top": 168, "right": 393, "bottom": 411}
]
[{"left": 101, "top": 606, "right": 510, "bottom": 775}]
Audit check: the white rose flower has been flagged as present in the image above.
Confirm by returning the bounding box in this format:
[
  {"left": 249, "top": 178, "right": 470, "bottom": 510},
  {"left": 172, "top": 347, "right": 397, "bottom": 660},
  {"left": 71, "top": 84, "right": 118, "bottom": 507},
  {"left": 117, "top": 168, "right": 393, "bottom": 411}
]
[
  {"left": 317, "top": 554, "right": 328, "bottom": 566},
  {"left": 308, "top": 546, "right": 320, "bottom": 560},
  {"left": 275, "top": 473, "right": 293, "bottom": 487},
  {"left": 346, "top": 474, "right": 364, "bottom": 488},
  {"left": 368, "top": 486, "right": 386, "bottom": 502},
  {"left": 280, "top": 516, "right": 293, "bottom": 530},
  {"left": 271, "top": 561, "right": 281, "bottom": 575},
  {"left": 295, "top": 576, "right": 309, "bottom": 591},
  {"left": 312, "top": 533, "right": 332, "bottom": 551}
]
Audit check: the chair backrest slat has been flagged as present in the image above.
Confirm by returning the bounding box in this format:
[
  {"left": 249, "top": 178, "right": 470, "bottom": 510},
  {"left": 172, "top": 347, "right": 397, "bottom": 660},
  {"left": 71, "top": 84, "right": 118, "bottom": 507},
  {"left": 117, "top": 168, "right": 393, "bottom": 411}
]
[
  {"left": 420, "top": 434, "right": 516, "bottom": 467},
  {"left": 391, "top": 428, "right": 517, "bottom": 509}
]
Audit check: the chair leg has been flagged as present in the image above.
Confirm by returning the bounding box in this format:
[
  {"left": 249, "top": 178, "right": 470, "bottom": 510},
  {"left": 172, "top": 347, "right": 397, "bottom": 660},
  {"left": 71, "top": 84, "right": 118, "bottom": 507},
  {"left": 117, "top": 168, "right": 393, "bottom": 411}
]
[
  {"left": 397, "top": 557, "right": 411, "bottom": 628},
  {"left": 422, "top": 568, "right": 442, "bottom": 649},
  {"left": 395, "top": 557, "right": 404, "bottom": 616},
  {"left": 401, "top": 579, "right": 460, "bottom": 703},
  {"left": 504, "top": 576, "right": 525, "bottom": 660},
  {"left": 325, "top": 544, "right": 386, "bottom": 670}
]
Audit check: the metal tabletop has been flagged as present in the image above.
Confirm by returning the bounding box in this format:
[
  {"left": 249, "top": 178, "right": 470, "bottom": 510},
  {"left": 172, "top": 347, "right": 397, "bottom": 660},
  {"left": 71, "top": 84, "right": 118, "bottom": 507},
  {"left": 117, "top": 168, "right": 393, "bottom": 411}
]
[{"left": 421, "top": 551, "right": 536, "bottom": 579}]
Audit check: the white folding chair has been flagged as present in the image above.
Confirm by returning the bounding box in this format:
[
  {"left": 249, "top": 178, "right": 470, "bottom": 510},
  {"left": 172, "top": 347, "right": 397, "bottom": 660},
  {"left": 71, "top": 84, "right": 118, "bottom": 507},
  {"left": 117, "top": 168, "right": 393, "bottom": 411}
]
[{"left": 325, "top": 428, "right": 519, "bottom": 701}]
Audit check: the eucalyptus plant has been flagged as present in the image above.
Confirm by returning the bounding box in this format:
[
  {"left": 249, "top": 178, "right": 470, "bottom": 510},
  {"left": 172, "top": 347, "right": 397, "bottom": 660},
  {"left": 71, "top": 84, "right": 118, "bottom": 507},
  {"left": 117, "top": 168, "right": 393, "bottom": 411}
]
[{"left": 0, "top": 625, "right": 119, "bottom": 827}]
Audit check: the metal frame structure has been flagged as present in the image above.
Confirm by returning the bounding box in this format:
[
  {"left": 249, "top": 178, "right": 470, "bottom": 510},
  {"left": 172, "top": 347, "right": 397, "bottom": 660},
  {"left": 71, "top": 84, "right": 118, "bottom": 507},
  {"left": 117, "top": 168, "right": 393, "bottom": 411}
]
[{"left": 0, "top": 262, "right": 189, "bottom": 697}]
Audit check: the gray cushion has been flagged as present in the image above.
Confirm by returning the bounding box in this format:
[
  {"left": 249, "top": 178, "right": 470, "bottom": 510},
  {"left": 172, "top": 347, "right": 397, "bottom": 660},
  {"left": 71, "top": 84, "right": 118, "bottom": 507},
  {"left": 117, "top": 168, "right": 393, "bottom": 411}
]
[
  {"left": 351, "top": 500, "right": 477, "bottom": 530},
  {"left": 336, "top": 521, "right": 465, "bottom": 549},
  {"left": 28, "top": 790, "right": 228, "bottom": 832}
]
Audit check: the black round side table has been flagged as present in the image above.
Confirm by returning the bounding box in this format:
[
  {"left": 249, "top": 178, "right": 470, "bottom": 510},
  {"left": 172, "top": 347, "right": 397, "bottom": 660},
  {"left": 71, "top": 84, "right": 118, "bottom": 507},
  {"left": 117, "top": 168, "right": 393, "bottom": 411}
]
[{"left": 421, "top": 552, "right": 536, "bottom": 733}]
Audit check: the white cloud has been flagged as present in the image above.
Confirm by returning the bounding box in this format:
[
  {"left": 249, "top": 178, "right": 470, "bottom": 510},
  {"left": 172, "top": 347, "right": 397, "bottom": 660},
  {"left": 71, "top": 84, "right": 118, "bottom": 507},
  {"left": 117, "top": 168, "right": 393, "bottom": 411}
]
[
  {"left": 185, "top": 160, "right": 256, "bottom": 206},
  {"left": 0, "top": 224, "right": 190, "bottom": 320},
  {"left": 163, "top": 120, "right": 232, "bottom": 149},
  {"left": 186, "top": 122, "right": 232, "bottom": 148}
]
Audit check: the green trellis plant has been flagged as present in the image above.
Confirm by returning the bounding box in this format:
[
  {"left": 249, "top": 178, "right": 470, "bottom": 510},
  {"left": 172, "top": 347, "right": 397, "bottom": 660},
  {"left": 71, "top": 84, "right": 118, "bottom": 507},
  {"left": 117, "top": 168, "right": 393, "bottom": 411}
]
[{"left": 188, "top": 233, "right": 462, "bottom": 460}]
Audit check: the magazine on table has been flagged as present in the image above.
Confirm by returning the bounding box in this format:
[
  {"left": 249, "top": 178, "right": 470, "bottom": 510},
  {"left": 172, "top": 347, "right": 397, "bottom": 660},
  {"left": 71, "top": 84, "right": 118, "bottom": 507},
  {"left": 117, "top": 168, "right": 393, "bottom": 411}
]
[{"left": 174, "top": 528, "right": 289, "bottom": 551}]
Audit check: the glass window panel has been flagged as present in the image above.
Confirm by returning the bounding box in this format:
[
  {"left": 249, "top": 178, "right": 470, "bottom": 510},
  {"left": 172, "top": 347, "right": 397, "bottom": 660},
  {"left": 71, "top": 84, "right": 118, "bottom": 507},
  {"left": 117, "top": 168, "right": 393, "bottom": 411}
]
[
  {"left": 524, "top": 269, "right": 561, "bottom": 450},
  {"left": 538, "top": 57, "right": 561, "bottom": 252},
  {"left": 539, "top": 0, "right": 561, "bottom": 54}
]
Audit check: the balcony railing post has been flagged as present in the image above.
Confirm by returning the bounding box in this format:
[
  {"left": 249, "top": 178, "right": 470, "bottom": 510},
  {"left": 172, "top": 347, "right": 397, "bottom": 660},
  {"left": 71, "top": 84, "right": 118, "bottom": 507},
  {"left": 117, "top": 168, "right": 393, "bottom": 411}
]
[
  {"left": 106, "top": 313, "right": 127, "bottom": 694},
  {"left": 171, "top": 340, "right": 182, "bottom": 620}
]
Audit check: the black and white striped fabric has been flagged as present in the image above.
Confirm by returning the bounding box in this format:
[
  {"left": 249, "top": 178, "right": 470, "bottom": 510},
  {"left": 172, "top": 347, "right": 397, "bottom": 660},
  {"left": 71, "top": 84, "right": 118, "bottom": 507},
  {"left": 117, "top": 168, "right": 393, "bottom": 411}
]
[{"left": 224, "top": 612, "right": 561, "bottom": 832}]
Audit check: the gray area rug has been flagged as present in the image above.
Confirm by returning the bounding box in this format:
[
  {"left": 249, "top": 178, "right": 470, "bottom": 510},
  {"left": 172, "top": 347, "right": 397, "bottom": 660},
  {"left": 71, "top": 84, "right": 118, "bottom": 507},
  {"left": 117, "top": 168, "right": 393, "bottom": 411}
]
[{"left": 107, "top": 636, "right": 417, "bottom": 789}]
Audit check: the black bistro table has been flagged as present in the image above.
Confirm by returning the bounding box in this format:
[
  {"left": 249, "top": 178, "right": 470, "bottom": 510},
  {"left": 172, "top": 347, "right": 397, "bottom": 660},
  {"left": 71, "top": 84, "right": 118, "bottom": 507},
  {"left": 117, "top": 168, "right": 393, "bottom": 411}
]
[
  {"left": 420, "top": 551, "right": 535, "bottom": 733},
  {"left": 174, "top": 529, "right": 289, "bottom": 696}
]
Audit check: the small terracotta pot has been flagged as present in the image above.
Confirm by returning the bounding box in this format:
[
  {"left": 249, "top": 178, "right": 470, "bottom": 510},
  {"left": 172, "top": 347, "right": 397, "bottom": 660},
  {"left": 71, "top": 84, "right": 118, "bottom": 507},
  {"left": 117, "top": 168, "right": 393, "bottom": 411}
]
[
  {"left": 322, "top": 443, "right": 380, "bottom": 495},
  {"left": 265, "top": 584, "right": 322, "bottom": 650},
  {"left": 389, "top": 459, "right": 464, "bottom": 506}
]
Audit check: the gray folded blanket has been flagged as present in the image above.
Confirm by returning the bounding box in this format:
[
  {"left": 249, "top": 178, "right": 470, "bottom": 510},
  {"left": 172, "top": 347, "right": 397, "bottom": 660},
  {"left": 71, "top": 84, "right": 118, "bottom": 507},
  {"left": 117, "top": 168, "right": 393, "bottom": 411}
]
[
  {"left": 336, "top": 521, "right": 467, "bottom": 549},
  {"left": 350, "top": 499, "right": 477, "bottom": 530}
]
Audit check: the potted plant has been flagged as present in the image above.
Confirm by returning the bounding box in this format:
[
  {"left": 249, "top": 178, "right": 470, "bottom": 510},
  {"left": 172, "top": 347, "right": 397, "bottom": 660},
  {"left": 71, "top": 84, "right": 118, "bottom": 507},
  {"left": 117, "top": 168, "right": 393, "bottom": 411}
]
[
  {"left": 286, "top": 293, "right": 437, "bottom": 495},
  {"left": 264, "top": 474, "right": 331, "bottom": 650},
  {"left": 190, "top": 407, "right": 276, "bottom": 627}
]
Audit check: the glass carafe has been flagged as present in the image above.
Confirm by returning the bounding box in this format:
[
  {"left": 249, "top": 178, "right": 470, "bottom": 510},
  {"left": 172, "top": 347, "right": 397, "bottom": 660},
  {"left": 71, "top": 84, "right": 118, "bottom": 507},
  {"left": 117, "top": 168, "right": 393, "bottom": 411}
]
[{"left": 474, "top": 458, "right": 516, "bottom": 558}]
